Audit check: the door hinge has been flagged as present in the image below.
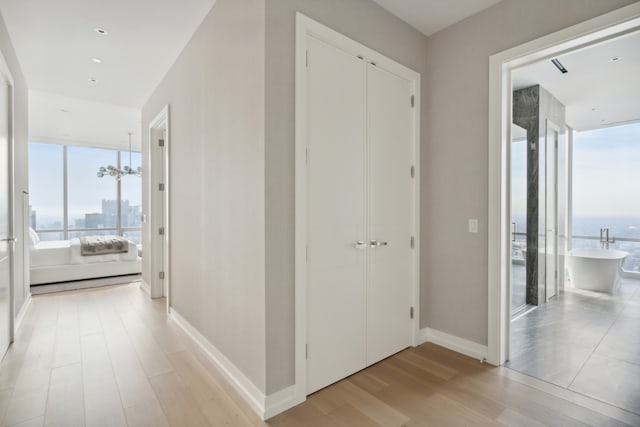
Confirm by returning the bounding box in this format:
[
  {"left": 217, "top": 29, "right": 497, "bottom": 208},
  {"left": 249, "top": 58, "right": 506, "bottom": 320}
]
[
  {"left": 159, "top": 139, "right": 165, "bottom": 147},
  {"left": 410, "top": 165, "right": 415, "bottom": 178},
  {"left": 411, "top": 236, "right": 414, "bottom": 249},
  {"left": 555, "top": 270, "right": 558, "bottom": 279},
  {"left": 158, "top": 183, "right": 165, "bottom": 191},
  {"left": 411, "top": 95, "right": 415, "bottom": 108},
  {"left": 159, "top": 227, "right": 165, "bottom": 236},
  {"left": 410, "top": 306, "right": 414, "bottom": 319},
  {"left": 159, "top": 271, "right": 165, "bottom": 280}
]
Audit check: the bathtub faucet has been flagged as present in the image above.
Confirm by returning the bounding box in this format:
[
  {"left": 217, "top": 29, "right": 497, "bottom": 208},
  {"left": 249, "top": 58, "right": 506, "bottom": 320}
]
[{"left": 600, "top": 227, "right": 616, "bottom": 249}]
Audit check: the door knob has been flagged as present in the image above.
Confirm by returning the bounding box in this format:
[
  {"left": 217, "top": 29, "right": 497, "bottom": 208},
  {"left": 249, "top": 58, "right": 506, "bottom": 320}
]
[
  {"left": 0, "top": 236, "right": 17, "bottom": 242},
  {"left": 370, "top": 240, "right": 388, "bottom": 247},
  {"left": 354, "top": 241, "right": 369, "bottom": 249}
]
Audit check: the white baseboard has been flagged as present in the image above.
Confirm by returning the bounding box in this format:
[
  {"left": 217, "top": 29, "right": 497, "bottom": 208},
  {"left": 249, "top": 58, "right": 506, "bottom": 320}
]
[
  {"left": 14, "top": 293, "right": 32, "bottom": 333},
  {"left": 417, "top": 327, "right": 488, "bottom": 362},
  {"left": 139, "top": 280, "right": 150, "bottom": 294},
  {"left": 264, "top": 384, "right": 301, "bottom": 419},
  {"left": 168, "top": 308, "right": 299, "bottom": 420}
]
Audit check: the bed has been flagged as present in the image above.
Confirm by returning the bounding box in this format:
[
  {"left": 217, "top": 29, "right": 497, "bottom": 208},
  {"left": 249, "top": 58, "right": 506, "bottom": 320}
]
[{"left": 29, "top": 229, "right": 141, "bottom": 285}]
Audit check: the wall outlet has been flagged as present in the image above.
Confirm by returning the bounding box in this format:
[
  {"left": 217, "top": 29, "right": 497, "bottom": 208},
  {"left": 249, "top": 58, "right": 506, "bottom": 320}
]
[{"left": 469, "top": 219, "right": 478, "bottom": 233}]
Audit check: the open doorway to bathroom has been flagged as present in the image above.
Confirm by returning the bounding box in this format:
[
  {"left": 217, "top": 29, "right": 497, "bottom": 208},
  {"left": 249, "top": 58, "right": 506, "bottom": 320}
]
[{"left": 505, "top": 31, "right": 640, "bottom": 415}]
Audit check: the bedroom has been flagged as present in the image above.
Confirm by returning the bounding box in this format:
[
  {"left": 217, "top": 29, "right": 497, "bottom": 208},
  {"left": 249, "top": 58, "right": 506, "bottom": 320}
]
[{"left": 27, "top": 91, "right": 142, "bottom": 292}]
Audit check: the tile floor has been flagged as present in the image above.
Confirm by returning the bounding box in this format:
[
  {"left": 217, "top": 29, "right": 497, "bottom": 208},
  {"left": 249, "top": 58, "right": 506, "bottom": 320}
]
[{"left": 506, "top": 277, "right": 640, "bottom": 415}]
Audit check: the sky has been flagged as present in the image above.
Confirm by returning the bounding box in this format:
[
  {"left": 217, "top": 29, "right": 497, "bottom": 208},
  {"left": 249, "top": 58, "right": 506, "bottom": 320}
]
[
  {"left": 511, "top": 121, "right": 640, "bottom": 228},
  {"left": 573, "top": 122, "right": 640, "bottom": 217}
]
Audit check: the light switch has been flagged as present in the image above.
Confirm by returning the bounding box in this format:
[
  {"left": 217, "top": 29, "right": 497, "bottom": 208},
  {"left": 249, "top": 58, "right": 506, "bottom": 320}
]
[{"left": 469, "top": 219, "right": 478, "bottom": 233}]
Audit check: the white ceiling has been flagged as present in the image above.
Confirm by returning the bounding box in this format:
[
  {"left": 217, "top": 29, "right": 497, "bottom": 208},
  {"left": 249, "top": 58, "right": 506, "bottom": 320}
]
[
  {"left": 513, "top": 30, "right": 640, "bottom": 131},
  {"left": 29, "top": 91, "right": 141, "bottom": 150},
  {"left": 0, "top": 0, "right": 215, "bottom": 108},
  {"left": 371, "top": 0, "right": 502, "bottom": 36}
]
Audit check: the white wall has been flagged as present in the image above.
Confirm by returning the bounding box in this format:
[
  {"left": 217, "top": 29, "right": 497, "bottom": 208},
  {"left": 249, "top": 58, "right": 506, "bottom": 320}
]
[
  {"left": 421, "top": 0, "right": 638, "bottom": 345},
  {"left": 141, "top": 0, "right": 267, "bottom": 392},
  {"left": 0, "top": 11, "right": 29, "bottom": 321}
]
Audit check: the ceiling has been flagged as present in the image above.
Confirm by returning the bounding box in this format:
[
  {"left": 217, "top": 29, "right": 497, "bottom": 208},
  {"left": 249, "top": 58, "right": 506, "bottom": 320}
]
[
  {"left": 513, "top": 30, "right": 640, "bottom": 131},
  {"left": 371, "top": 0, "right": 502, "bottom": 36},
  {"left": 29, "top": 91, "right": 141, "bottom": 150},
  {"left": 0, "top": 0, "right": 215, "bottom": 108}
]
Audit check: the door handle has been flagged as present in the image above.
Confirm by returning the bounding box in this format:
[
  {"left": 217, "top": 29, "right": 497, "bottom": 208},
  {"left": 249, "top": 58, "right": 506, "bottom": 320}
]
[
  {"left": 354, "top": 241, "right": 369, "bottom": 249},
  {"left": 369, "top": 240, "right": 388, "bottom": 247},
  {"left": 0, "top": 237, "right": 17, "bottom": 242}
]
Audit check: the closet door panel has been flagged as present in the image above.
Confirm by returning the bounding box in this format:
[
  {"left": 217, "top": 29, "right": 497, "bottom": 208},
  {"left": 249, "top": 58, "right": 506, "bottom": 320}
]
[
  {"left": 366, "top": 64, "right": 413, "bottom": 365},
  {"left": 306, "top": 37, "right": 367, "bottom": 393}
]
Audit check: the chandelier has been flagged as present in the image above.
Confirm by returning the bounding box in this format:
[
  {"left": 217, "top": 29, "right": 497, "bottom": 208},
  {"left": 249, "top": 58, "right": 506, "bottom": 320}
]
[{"left": 97, "top": 132, "right": 142, "bottom": 180}]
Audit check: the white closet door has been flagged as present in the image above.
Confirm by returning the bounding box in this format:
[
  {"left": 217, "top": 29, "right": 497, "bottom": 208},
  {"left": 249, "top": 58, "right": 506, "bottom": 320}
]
[
  {"left": 366, "top": 64, "right": 413, "bottom": 365},
  {"left": 306, "top": 36, "right": 367, "bottom": 394}
]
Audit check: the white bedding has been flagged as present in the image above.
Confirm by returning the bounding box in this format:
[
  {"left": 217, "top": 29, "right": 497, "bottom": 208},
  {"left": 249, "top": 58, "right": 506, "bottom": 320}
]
[
  {"left": 30, "top": 240, "right": 71, "bottom": 267},
  {"left": 31, "top": 237, "right": 138, "bottom": 267}
]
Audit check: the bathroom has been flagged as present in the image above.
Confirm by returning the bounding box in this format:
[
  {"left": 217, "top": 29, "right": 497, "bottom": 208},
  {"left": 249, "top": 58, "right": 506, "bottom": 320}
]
[{"left": 506, "top": 30, "right": 640, "bottom": 415}]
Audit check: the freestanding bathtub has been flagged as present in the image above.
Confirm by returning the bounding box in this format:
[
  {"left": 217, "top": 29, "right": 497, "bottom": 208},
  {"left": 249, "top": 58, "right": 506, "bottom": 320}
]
[{"left": 566, "top": 248, "right": 629, "bottom": 293}]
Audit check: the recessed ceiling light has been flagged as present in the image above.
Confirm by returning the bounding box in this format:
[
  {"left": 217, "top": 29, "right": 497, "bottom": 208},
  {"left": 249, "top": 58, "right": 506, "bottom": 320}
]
[
  {"left": 94, "top": 27, "right": 108, "bottom": 35},
  {"left": 89, "top": 78, "right": 98, "bottom": 83},
  {"left": 610, "top": 56, "right": 622, "bottom": 62},
  {"left": 91, "top": 57, "right": 103, "bottom": 64}
]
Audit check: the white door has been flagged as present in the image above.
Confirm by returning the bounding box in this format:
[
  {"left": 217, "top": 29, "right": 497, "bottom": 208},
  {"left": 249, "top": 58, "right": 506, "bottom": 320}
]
[
  {"left": 307, "top": 36, "right": 367, "bottom": 394},
  {"left": 306, "top": 36, "right": 414, "bottom": 393},
  {"left": 545, "top": 122, "right": 558, "bottom": 301},
  {"left": 0, "top": 74, "right": 13, "bottom": 358},
  {"left": 366, "top": 64, "right": 413, "bottom": 365}
]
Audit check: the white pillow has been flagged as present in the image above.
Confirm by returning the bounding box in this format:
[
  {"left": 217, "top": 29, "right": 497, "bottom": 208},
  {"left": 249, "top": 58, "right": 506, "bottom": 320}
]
[{"left": 29, "top": 228, "right": 40, "bottom": 247}]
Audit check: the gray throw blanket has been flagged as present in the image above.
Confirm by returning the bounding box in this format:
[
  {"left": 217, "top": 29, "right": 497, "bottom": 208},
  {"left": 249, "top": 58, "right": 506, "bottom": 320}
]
[{"left": 80, "top": 236, "right": 129, "bottom": 256}]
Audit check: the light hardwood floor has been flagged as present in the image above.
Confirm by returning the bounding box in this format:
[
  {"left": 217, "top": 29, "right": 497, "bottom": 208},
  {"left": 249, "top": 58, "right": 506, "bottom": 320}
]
[{"left": 1, "top": 283, "right": 639, "bottom": 427}]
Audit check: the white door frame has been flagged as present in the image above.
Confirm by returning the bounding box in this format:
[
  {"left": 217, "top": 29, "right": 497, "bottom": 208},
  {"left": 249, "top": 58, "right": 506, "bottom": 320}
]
[
  {"left": 148, "top": 105, "right": 170, "bottom": 308},
  {"left": 487, "top": 3, "right": 640, "bottom": 365},
  {"left": 294, "top": 13, "right": 421, "bottom": 405},
  {"left": 0, "top": 49, "right": 15, "bottom": 345}
]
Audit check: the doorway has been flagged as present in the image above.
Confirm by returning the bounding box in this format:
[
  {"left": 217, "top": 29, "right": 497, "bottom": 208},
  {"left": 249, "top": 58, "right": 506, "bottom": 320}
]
[
  {"left": 148, "top": 106, "right": 170, "bottom": 304},
  {"left": 488, "top": 3, "right": 640, "bottom": 366}
]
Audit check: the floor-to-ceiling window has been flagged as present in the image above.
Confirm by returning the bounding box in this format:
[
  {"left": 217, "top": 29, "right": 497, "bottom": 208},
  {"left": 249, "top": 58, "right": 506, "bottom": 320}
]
[
  {"left": 572, "top": 122, "right": 640, "bottom": 274},
  {"left": 28, "top": 142, "right": 142, "bottom": 244}
]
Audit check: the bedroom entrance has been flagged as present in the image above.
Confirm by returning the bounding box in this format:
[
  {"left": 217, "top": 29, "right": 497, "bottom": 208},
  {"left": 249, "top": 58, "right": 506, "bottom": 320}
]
[
  {"left": 26, "top": 97, "right": 143, "bottom": 294},
  {"left": 148, "top": 105, "right": 170, "bottom": 302}
]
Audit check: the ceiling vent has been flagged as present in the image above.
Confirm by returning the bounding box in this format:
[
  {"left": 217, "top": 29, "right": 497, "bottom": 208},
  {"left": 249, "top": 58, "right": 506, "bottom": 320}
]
[{"left": 551, "top": 58, "right": 568, "bottom": 74}]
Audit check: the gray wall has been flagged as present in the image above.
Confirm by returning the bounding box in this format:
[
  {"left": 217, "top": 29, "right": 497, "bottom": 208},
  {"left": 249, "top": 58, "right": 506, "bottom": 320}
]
[
  {"left": 422, "top": 0, "right": 637, "bottom": 345},
  {"left": 141, "top": 0, "right": 267, "bottom": 392},
  {"left": 265, "top": 0, "right": 429, "bottom": 394},
  {"left": 0, "top": 12, "right": 29, "bottom": 319}
]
